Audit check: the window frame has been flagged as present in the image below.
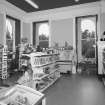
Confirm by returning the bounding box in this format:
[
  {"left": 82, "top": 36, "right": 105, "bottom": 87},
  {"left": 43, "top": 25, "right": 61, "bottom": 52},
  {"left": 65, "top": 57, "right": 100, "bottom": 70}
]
[
  {"left": 33, "top": 20, "right": 50, "bottom": 48},
  {"left": 6, "top": 16, "right": 16, "bottom": 53},
  {"left": 75, "top": 15, "right": 98, "bottom": 65}
]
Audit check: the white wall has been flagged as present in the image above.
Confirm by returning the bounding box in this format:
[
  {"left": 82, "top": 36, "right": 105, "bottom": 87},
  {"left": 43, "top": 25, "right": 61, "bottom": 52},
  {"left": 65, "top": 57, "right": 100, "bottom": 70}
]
[
  {"left": 26, "top": 1, "right": 101, "bottom": 46},
  {"left": 22, "top": 22, "right": 32, "bottom": 44},
  {"left": 100, "top": 13, "right": 105, "bottom": 37},
  {"left": 0, "top": 0, "right": 105, "bottom": 74},
  {"left": 51, "top": 18, "right": 73, "bottom": 47},
  {"left": 25, "top": 1, "right": 105, "bottom": 75},
  {"left": 0, "top": 0, "right": 30, "bottom": 44},
  {"left": 0, "top": 0, "right": 105, "bottom": 47},
  {"left": 26, "top": 2, "right": 100, "bottom": 22},
  {"left": 100, "top": 0, "right": 105, "bottom": 36},
  {"left": 0, "top": 13, "right": 5, "bottom": 44},
  {"left": 0, "top": 0, "right": 26, "bottom": 21},
  {"left": 0, "top": 1, "right": 102, "bottom": 45}
]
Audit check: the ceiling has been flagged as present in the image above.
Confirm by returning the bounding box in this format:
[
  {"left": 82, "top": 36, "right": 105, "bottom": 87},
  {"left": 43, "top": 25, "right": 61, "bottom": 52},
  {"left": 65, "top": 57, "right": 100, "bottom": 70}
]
[{"left": 6, "top": 0, "right": 100, "bottom": 13}]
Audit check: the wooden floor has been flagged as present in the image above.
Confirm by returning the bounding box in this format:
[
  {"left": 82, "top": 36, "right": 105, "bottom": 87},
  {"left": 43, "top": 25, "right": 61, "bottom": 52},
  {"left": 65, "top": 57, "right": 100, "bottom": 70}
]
[{"left": 44, "top": 74, "right": 105, "bottom": 105}]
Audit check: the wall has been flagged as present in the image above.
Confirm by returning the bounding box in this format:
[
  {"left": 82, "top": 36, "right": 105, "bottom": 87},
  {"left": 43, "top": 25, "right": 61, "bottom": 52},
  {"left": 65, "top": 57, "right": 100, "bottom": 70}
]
[
  {"left": 98, "top": 1, "right": 105, "bottom": 39},
  {"left": 0, "top": 0, "right": 26, "bottom": 21},
  {"left": 26, "top": 1, "right": 101, "bottom": 46},
  {"left": 0, "top": 0, "right": 28, "bottom": 45},
  {"left": 0, "top": 1, "right": 103, "bottom": 46},
  {"left": 0, "top": 1, "right": 101, "bottom": 46},
  {"left": 76, "top": 18, "right": 82, "bottom": 61},
  {"left": 0, "top": 1, "right": 102, "bottom": 47},
  {"left": 0, "top": 13, "right": 5, "bottom": 44},
  {"left": 22, "top": 22, "right": 32, "bottom": 44},
  {"left": 0, "top": 0, "right": 105, "bottom": 74},
  {"left": 26, "top": 2, "right": 100, "bottom": 22},
  {"left": 25, "top": 1, "right": 104, "bottom": 75},
  {"left": 100, "top": 13, "right": 105, "bottom": 36},
  {"left": 51, "top": 18, "right": 73, "bottom": 47}
]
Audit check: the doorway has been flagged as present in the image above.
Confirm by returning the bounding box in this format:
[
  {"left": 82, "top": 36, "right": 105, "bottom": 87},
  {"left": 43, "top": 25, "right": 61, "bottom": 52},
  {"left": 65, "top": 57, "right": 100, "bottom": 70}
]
[{"left": 76, "top": 15, "right": 98, "bottom": 75}]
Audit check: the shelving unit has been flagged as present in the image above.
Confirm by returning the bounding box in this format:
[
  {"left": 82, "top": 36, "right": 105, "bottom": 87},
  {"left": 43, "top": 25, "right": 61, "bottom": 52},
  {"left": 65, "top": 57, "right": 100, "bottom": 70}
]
[
  {"left": 0, "top": 46, "right": 8, "bottom": 80},
  {"left": 18, "top": 52, "right": 61, "bottom": 92},
  {"left": 35, "top": 69, "right": 60, "bottom": 92},
  {"left": 32, "top": 53, "right": 60, "bottom": 92},
  {"left": 39, "top": 77, "right": 59, "bottom": 92},
  {"left": 35, "top": 68, "right": 59, "bottom": 80}
]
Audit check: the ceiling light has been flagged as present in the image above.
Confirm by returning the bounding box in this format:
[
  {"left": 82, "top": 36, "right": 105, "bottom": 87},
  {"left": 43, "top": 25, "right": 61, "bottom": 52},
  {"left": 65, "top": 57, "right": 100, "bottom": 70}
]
[
  {"left": 25, "top": 0, "right": 39, "bottom": 9},
  {"left": 75, "top": 0, "right": 79, "bottom": 2}
]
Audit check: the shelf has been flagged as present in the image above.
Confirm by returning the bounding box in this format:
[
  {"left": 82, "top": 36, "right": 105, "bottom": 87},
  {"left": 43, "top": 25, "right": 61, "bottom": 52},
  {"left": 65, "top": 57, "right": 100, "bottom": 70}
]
[
  {"left": 35, "top": 68, "right": 60, "bottom": 80},
  {"left": 35, "top": 61, "right": 57, "bottom": 68},
  {"left": 22, "top": 53, "right": 59, "bottom": 57},
  {"left": 57, "top": 60, "right": 72, "bottom": 62},
  {"left": 33, "top": 53, "right": 59, "bottom": 57},
  {"left": 39, "top": 76, "right": 60, "bottom": 92}
]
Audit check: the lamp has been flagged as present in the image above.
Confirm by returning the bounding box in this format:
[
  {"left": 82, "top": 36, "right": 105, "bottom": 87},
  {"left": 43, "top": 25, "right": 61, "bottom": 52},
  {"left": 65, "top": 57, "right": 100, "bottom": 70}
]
[{"left": 25, "top": 0, "right": 39, "bottom": 9}]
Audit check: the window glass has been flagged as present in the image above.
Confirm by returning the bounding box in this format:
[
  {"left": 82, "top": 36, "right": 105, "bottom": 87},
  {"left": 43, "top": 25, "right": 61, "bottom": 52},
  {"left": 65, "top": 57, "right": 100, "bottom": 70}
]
[
  {"left": 81, "top": 19, "right": 96, "bottom": 39},
  {"left": 81, "top": 18, "right": 96, "bottom": 58},
  {"left": 37, "top": 22, "right": 49, "bottom": 48},
  {"left": 6, "top": 18, "right": 15, "bottom": 52}
]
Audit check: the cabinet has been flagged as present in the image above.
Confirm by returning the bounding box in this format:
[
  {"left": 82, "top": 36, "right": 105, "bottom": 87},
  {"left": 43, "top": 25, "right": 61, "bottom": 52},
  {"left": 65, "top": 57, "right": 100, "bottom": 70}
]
[
  {"left": 18, "top": 52, "right": 60, "bottom": 92},
  {"left": 57, "top": 60, "right": 72, "bottom": 73},
  {"left": 58, "top": 49, "right": 74, "bottom": 73}
]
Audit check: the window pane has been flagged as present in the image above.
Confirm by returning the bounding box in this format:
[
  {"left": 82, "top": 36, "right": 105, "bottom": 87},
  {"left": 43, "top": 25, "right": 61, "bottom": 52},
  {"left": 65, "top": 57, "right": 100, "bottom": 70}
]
[
  {"left": 38, "top": 22, "right": 49, "bottom": 48},
  {"left": 82, "top": 39, "right": 95, "bottom": 58},
  {"left": 6, "top": 18, "right": 15, "bottom": 52},
  {"left": 6, "top": 40, "right": 13, "bottom": 52},
  {"left": 39, "top": 35, "right": 49, "bottom": 40},
  {"left": 81, "top": 19, "right": 96, "bottom": 39},
  {"left": 39, "top": 41, "right": 49, "bottom": 48},
  {"left": 82, "top": 30, "right": 96, "bottom": 39}
]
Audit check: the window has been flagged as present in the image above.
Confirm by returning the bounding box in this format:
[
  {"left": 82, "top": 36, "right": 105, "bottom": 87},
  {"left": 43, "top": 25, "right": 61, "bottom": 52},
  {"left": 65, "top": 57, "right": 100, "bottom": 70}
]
[
  {"left": 76, "top": 15, "right": 97, "bottom": 64},
  {"left": 38, "top": 23, "right": 49, "bottom": 48},
  {"left": 33, "top": 21, "right": 49, "bottom": 49},
  {"left": 6, "top": 18, "right": 15, "bottom": 52},
  {"left": 81, "top": 18, "right": 96, "bottom": 59}
]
